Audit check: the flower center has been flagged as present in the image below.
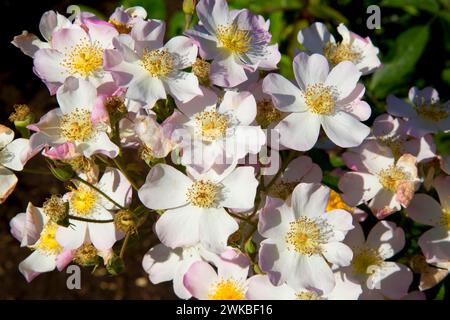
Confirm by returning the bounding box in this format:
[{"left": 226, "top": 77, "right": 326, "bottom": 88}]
[
  {"left": 216, "top": 24, "right": 252, "bottom": 54},
  {"left": 415, "top": 101, "right": 449, "bottom": 122},
  {"left": 194, "top": 110, "right": 229, "bottom": 142},
  {"left": 304, "top": 84, "right": 336, "bottom": 115},
  {"left": 140, "top": 48, "right": 173, "bottom": 78},
  {"left": 326, "top": 190, "right": 354, "bottom": 213},
  {"left": 43, "top": 195, "right": 67, "bottom": 224},
  {"left": 268, "top": 181, "right": 297, "bottom": 200},
  {"left": 296, "top": 291, "right": 322, "bottom": 300},
  {"left": 324, "top": 41, "right": 361, "bottom": 66},
  {"left": 208, "top": 279, "right": 245, "bottom": 300},
  {"left": 61, "top": 40, "right": 103, "bottom": 77},
  {"left": 192, "top": 58, "right": 210, "bottom": 85},
  {"left": 440, "top": 207, "right": 450, "bottom": 229},
  {"left": 186, "top": 180, "right": 219, "bottom": 208},
  {"left": 352, "top": 247, "right": 383, "bottom": 275},
  {"left": 256, "top": 99, "right": 282, "bottom": 128},
  {"left": 378, "top": 165, "right": 411, "bottom": 192},
  {"left": 285, "top": 217, "right": 329, "bottom": 256},
  {"left": 69, "top": 186, "right": 98, "bottom": 216},
  {"left": 378, "top": 137, "right": 404, "bottom": 159},
  {"left": 60, "top": 108, "right": 94, "bottom": 142},
  {"left": 108, "top": 19, "right": 132, "bottom": 34},
  {"left": 35, "top": 223, "right": 62, "bottom": 255}
]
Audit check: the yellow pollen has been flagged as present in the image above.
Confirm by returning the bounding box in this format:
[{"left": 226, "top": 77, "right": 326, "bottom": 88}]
[
  {"left": 439, "top": 207, "right": 450, "bottom": 229},
  {"left": 60, "top": 108, "right": 94, "bottom": 142},
  {"left": 9, "top": 104, "right": 31, "bottom": 122},
  {"left": 378, "top": 165, "right": 411, "bottom": 192},
  {"left": 186, "top": 180, "right": 219, "bottom": 208},
  {"left": 194, "top": 110, "right": 229, "bottom": 142},
  {"left": 285, "top": 217, "right": 327, "bottom": 256},
  {"left": 43, "top": 195, "right": 67, "bottom": 223},
  {"left": 35, "top": 223, "right": 62, "bottom": 255},
  {"left": 324, "top": 41, "right": 361, "bottom": 66},
  {"left": 304, "top": 84, "right": 336, "bottom": 115},
  {"left": 61, "top": 40, "right": 103, "bottom": 77},
  {"left": 208, "top": 279, "right": 245, "bottom": 300},
  {"left": 140, "top": 48, "right": 174, "bottom": 78},
  {"left": 326, "top": 190, "right": 354, "bottom": 213},
  {"left": 192, "top": 58, "right": 211, "bottom": 85},
  {"left": 378, "top": 137, "right": 404, "bottom": 159},
  {"left": 415, "top": 100, "right": 449, "bottom": 122},
  {"left": 256, "top": 99, "right": 282, "bottom": 128},
  {"left": 296, "top": 291, "right": 322, "bottom": 300},
  {"left": 352, "top": 247, "right": 383, "bottom": 275},
  {"left": 268, "top": 181, "right": 297, "bottom": 200},
  {"left": 108, "top": 19, "right": 132, "bottom": 34},
  {"left": 216, "top": 24, "right": 252, "bottom": 54},
  {"left": 69, "top": 186, "right": 98, "bottom": 216}
]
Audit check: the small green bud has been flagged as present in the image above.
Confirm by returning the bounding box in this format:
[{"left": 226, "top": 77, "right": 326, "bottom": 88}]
[
  {"left": 244, "top": 237, "right": 256, "bottom": 255},
  {"left": 106, "top": 255, "right": 125, "bottom": 276},
  {"left": 182, "top": 0, "right": 196, "bottom": 15}
]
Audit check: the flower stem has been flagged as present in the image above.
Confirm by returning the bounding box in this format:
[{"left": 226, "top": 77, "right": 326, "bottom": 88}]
[
  {"left": 68, "top": 215, "right": 114, "bottom": 223},
  {"left": 119, "top": 231, "right": 131, "bottom": 259},
  {"left": 112, "top": 157, "right": 140, "bottom": 192}
]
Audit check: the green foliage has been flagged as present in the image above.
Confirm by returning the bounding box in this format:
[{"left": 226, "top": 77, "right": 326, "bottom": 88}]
[
  {"left": 122, "top": 0, "right": 166, "bottom": 19},
  {"left": 369, "top": 25, "right": 430, "bottom": 98}
]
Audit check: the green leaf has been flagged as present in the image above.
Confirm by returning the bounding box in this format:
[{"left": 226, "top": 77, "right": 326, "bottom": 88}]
[
  {"left": 443, "top": 68, "right": 450, "bottom": 85},
  {"left": 279, "top": 54, "right": 294, "bottom": 79},
  {"left": 269, "top": 11, "right": 285, "bottom": 44},
  {"left": 369, "top": 25, "right": 430, "bottom": 98},
  {"left": 122, "top": 0, "right": 166, "bottom": 20},
  {"left": 381, "top": 0, "right": 440, "bottom": 12},
  {"left": 435, "top": 283, "right": 445, "bottom": 300},
  {"left": 168, "top": 11, "right": 185, "bottom": 38}
]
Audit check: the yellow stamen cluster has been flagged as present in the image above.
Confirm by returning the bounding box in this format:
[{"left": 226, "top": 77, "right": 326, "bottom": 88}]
[
  {"left": 415, "top": 100, "right": 449, "bottom": 122},
  {"left": 9, "top": 104, "right": 31, "bottom": 122},
  {"left": 285, "top": 217, "right": 327, "bottom": 256},
  {"left": 64, "top": 156, "right": 94, "bottom": 174},
  {"left": 192, "top": 58, "right": 211, "bottom": 85},
  {"left": 439, "top": 207, "right": 450, "bottom": 229},
  {"left": 268, "top": 181, "right": 298, "bottom": 200},
  {"left": 194, "top": 110, "right": 229, "bottom": 141},
  {"left": 105, "top": 96, "right": 127, "bottom": 115},
  {"left": 208, "top": 279, "right": 245, "bottom": 300},
  {"left": 69, "top": 185, "right": 98, "bottom": 216},
  {"left": 186, "top": 180, "right": 219, "bottom": 208},
  {"left": 324, "top": 41, "right": 361, "bottom": 66},
  {"left": 216, "top": 24, "right": 252, "bottom": 54},
  {"left": 378, "top": 137, "right": 404, "bottom": 159},
  {"left": 296, "top": 291, "right": 323, "bottom": 300},
  {"left": 304, "top": 84, "right": 336, "bottom": 115},
  {"left": 114, "top": 210, "right": 136, "bottom": 233},
  {"left": 43, "top": 195, "right": 67, "bottom": 223},
  {"left": 256, "top": 99, "right": 282, "bottom": 128},
  {"left": 73, "top": 243, "right": 98, "bottom": 266},
  {"left": 378, "top": 165, "right": 411, "bottom": 192},
  {"left": 60, "top": 108, "right": 94, "bottom": 142},
  {"left": 140, "top": 48, "right": 174, "bottom": 78},
  {"left": 326, "top": 189, "right": 354, "bottom": 213},
  {"left": 61, "top": 40, "right": 103, "bottom": 77},
  {"left": 108, "top": 19, "right": 132, "bottom": 34},
  {"left": 351, "top": 247, "right": 383, "bottom": 275},
  {"left": 35, "top": 223, "right": 62, "bottom": 255}
]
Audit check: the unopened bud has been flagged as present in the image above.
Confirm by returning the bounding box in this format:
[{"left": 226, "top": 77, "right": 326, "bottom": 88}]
[
  {"left": 106, "top": 255, "right": 125, "bottom": 276},
  {"left": 182, "top": 0, "right": 196, "bottom": 15},
  {"left": 73, "top": 243, "right": 100, "bottom": 267},
  {"left": 43, "top": 195, "right": 70, "bottom": 227},
  {"left": 9, "top": 104, "right": 34, "bottom": 126},
  {"left": 114, "top": 210, "right": 137, "bottom": 233}
]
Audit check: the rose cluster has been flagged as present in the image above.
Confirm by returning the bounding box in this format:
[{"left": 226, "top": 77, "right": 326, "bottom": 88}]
[{"left": 3, "top": 0, "right": 449, "bottom": 300}]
